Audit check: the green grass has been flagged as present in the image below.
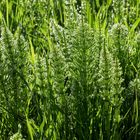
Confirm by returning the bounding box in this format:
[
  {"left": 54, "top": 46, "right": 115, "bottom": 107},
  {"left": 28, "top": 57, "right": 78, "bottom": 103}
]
[{"left": 0, "top": 0, "right": 140, "bottom": 139}]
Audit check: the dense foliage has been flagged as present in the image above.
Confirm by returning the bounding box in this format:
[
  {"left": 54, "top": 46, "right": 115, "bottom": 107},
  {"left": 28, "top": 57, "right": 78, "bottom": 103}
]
[{"left": 0, "top": 0, "right": 140, "bottom": 139}]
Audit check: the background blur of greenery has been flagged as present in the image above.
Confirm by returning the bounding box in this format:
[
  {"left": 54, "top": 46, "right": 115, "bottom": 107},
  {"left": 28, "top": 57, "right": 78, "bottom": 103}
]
[{"left": 0, "top": 0, "right": 140, "bottom": 139}]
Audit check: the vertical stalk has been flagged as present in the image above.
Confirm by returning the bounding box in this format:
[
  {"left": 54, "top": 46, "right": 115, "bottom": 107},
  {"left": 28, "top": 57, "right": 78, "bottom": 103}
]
[{"left": 6, "top": 0, "right": 9, "bottom": 27}]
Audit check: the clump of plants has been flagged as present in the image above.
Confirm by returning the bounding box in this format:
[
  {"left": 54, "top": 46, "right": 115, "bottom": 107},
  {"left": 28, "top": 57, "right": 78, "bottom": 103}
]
[{"left": 0, "top": 0, "right": 140, "bottom": 139}]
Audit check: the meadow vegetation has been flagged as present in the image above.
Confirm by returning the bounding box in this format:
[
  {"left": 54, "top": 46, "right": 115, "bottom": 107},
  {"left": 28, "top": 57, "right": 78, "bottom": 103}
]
[{"left": 0, "top": 0, "right": 140, "bottom": 139}]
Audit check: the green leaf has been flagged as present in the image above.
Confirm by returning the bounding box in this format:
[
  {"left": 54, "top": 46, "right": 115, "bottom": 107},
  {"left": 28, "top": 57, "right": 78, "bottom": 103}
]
[
  {"left": 107, "top": 0, "right": 112, "bottom": 7},
  {"left": 26, "top": 117, "right": 34, "bottom": 140},
  {"left": 130, "top": 18, "right": 140, "bottom": 33},
  {"left": 28, "top": 36, "right": 35, "bottom": 64},
  {"left": 96, "top": 0, "right": 100, "bottom": 8}
]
